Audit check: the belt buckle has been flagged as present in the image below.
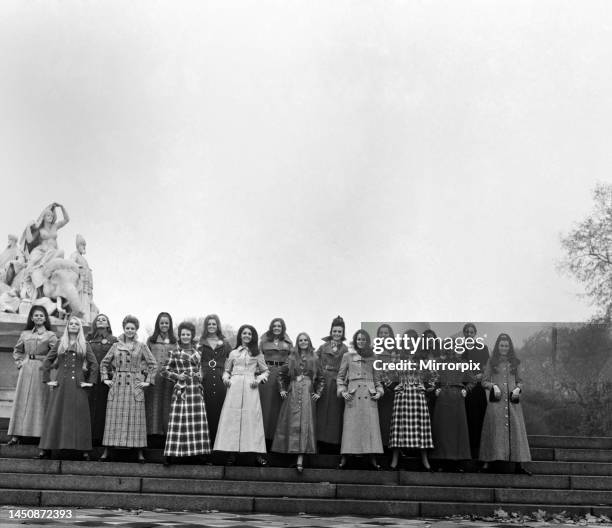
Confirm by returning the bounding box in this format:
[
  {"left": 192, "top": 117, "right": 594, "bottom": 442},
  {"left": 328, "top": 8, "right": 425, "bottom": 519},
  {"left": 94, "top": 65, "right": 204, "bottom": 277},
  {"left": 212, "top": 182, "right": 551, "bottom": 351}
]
[{"left": 208, "top": 359, "right": 217, "bottom": 368}]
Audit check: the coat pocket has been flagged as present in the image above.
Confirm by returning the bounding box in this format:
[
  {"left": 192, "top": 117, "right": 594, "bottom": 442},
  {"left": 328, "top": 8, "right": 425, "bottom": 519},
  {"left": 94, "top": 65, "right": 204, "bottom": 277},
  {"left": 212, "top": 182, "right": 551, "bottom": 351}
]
[{"left": 134, "top": 386, "right": 145, "bottom": 402}]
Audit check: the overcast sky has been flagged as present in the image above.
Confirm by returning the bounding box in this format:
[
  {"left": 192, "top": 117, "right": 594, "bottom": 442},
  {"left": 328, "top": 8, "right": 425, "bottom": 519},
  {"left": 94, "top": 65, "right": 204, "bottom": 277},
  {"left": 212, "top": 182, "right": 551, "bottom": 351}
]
[{"left": 1, "top": 1, "right": 610, "bottom": 344}]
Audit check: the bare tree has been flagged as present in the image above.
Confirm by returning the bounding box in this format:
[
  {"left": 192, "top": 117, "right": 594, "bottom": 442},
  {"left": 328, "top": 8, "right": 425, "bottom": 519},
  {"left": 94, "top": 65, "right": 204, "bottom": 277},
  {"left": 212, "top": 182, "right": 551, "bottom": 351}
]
[{"left": 560, "top": 182, "right": 612, "bottom": 322}]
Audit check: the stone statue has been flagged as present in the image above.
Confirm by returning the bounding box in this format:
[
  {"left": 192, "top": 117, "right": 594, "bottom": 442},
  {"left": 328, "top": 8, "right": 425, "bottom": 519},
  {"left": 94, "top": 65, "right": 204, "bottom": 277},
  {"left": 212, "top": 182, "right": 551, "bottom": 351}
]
[
  {"left": 0, "top": 235, "right": 25, "bottom": 285},
  {"left": 22, "top": 202, "right": 70, "bottom": 289},
  {"left": 0, "top": 202, "right": 99, "bottom": 321},
  {"left": 70, "top": 234, "right": 94, "bottom": 323}
]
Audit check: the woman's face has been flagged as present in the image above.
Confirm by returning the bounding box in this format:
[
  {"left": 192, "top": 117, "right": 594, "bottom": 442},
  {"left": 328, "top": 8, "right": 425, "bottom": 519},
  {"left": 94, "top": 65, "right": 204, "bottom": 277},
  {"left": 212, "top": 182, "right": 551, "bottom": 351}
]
[
  {"left": 124, "top": 323, "right": 137, "bottom": 339},
  {"left": 241, "top": 328, "right": 252, "bottom": 345},
  {"left": 272, "top": 321, "right": 283, "bottom": 336},
  {"left": 44, "top": 210, "right": 54, "bottom": 223},
  {"left": 297, "top": 335, "right": 310, "bottom": 350},
  {"left": 499, "top": 340, "right": 510, "bottom": 356},
  {"left": 31, "top": 310, "right": 46, "bottom": 327},
  {"left": 355, "top": 333, "right": 367, "bottom": 350},
  {"left": 180, "top": 329, "right": 193, "bottom": 346},
  {"left": 96, "top": 315, "right": 109, "bottom": 329},
  {"left": 464, "top": 326, "right": 476, "bottom": 338},
  {"left": 378, "top": 326, "right": 392, "bottom": 339},
  {"left": 207, "top": 319, "right": 218, "bottom": 335},
  {"left": 331, "top": 326, "right": 343, "bottom": 342},
  {"left": 67, "top": 318, "right": 80, "bottom": 335},
  {"left": 159, "top": 316, "right": 170, "bottom": 334}
]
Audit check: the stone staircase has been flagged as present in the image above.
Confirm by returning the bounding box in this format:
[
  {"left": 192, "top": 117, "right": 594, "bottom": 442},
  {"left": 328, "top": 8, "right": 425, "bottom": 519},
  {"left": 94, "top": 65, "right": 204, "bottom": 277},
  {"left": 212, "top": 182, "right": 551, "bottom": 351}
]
[{"left": 0, "top": 417, "right": 610, "bottom": 518}]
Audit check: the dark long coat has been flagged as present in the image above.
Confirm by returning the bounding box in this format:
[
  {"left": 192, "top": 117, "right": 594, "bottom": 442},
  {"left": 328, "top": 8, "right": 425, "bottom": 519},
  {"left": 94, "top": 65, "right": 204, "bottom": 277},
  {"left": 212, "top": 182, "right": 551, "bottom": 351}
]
[
  {"left": 259, "top": 334, "right": 293, "bottom": 440},
  {"left": 430, "top": 353, "right": 472, "bottom": 460},
  {"left": 199, "top": 338, "right": 232, "bottom": 444},
  {"left": 272, "top": 352, "right": 324, "bottom": 454},
  {"left": 39, "top": 342, "right": 99, "bottom": 451},
  {"left": 377, "top": 348, "right": 396, "bottom": 447},
  {"left": 315, "top": 340, "right": 347, "bottom": 445},
  {"left": 87, "top": 333, "right": 117, "bottom": 443},
  {"left": 465, "top": 344, "right": 490, "bottom": 457},
  {"left": 100, "top": 336, "right": 157, "bottom": 447},
  {"left": 145, "top": 337, "right": 174, "bottom": 435}
]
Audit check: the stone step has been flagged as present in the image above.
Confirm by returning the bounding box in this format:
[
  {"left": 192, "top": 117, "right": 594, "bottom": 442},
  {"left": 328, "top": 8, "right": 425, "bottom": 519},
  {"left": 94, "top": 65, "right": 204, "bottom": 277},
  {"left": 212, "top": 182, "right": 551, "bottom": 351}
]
[
  {"left": 525, "top": 461, "right": 612, "bottom": 476},
  {"left": 529, "top": 436, "right": 612, "bottom": 450},
  {"left": 555, "top": 449, "right": 612, "bottom": 463},
  {"left": 3, "top": 456, "right": 612, "bottom": 483},
  {"left": 2, "top": 489, "right": 610, "bottom": 518},
  {"left": 2, "top": 463, "right": 612, "bottom": 497}
]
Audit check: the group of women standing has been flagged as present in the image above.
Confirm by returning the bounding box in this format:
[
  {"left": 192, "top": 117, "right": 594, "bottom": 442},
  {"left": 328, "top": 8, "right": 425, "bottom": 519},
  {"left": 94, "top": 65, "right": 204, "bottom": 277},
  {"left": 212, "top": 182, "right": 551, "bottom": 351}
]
[{"left": 6, "top": 309, "right": 532, "bottom": 474}]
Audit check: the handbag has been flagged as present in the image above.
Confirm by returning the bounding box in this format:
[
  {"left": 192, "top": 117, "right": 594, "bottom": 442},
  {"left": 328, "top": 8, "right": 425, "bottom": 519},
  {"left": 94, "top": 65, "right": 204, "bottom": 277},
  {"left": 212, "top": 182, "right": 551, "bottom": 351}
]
[{"left": 489, "top": 385, "right": 501, "bottom": 402}]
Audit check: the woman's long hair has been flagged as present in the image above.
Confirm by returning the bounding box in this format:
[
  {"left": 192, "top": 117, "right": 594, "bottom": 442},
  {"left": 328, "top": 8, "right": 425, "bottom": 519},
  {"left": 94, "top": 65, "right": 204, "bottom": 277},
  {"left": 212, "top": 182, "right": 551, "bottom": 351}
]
[
  {"left": 24, "top": 305, "right": 51, "bottom": 331},
  {"left": 236, "top": 324, "right": 259, "bottom": 356},
  {"left": 288, "top": 332, "right": 317, "bottom": 377},
  {"left": 87, "top": 313, "right": 114, "bottom": 341},
  {"left": 263, "top": 317, "right": 289, "bottom": 342},
  {"left": 376, "top": 324, "right": 394, "bottom": 338},
  {"left": 148, "top": 312, "right": 177, "bottom": 346},
  {"left": 489, "top": 333, "right": 520, "bottom": 374},
  {"left": 352, "top": 329, "right": 373, "bottom": 358},
  {"left": 200, "top": 314, "right": 225, "bottom": 341},
  {"left": 58, "top": 316, "right": 87, "bottom": 360}
]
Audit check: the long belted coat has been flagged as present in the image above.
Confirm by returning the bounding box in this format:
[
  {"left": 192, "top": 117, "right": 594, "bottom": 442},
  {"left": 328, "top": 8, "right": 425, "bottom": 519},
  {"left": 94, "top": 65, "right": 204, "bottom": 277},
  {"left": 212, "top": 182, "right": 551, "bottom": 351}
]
[
  {"left": 199, "top": 338, "right": 232, "bottom": 444},
  {"left": 337, "top": 349, "right": 384, "bottom": 454},
  {"left": 214, "top": 346, "right": 269, "bottom": 453},
  {"left": 272, "top": 351, "right": 325, "bottom": 454},
  {"left": 100, "top": 336, "right": 157, "bottom": 447},
  {"left": 259, "top": 334, "right": 293, "bottom": 441},
  {"left": 479, "top": 358, "right": 531, "bottom": 462},
  {"left": 39, "top": 342, "right": 99, "bottom": 451},
  {"left": 315, "top": 339, "right": 347, "bottom": 445},
  {"left": 8, "top": 329, "right": 58, "bottom": 437}
]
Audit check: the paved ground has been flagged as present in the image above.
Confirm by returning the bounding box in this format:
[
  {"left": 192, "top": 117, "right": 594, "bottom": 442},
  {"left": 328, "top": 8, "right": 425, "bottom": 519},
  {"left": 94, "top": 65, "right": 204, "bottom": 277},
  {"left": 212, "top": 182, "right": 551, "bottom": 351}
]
[{"left": 1, "top": 508, "right": 611, "bottom": 528}]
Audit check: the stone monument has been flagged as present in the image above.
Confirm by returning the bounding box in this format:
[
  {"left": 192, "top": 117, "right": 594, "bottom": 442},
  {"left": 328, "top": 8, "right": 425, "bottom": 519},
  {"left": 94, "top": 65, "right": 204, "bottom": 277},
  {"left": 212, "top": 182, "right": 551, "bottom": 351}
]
[{"left": 0, "top": 203, "right": 98, "bottom": 322}]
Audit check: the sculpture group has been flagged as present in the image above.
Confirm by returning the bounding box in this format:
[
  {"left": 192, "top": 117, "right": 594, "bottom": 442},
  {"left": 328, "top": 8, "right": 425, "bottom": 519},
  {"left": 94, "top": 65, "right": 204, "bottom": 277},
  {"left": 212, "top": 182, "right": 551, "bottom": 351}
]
[{"left": 0, "top": 203, "right": 97, "bottom": 323}]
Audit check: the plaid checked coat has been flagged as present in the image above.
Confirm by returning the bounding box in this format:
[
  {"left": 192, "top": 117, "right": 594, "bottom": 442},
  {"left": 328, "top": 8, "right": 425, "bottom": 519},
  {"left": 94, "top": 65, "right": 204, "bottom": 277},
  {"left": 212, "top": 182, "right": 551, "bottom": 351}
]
[
  {"left": 161, "top": 347, "right": 211, "bottom": 457},
  {"left": 100, "top": 336, "right": 157, "bottom": 447},
  {"left": 388, "top": 369, "right": 434, "bottom": 449}
]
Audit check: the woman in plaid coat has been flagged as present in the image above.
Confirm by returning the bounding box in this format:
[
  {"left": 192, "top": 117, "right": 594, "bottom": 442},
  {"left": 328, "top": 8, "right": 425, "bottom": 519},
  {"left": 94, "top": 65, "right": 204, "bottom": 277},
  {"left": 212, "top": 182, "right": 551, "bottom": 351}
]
[
  {"left": 161, "top": 321, "right": 211, "bottom": 465},
  {"left": 99, "top": 315, "right": 157, "bottom": 463},
  {"left": 387, "top": 336, "right": 434, "bottom": 471}
]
